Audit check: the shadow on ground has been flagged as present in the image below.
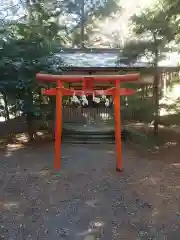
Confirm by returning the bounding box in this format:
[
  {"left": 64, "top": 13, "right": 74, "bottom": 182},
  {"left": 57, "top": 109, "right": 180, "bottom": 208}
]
[{"left": 0, "top": 143, "right": 179, "bottom": 239}]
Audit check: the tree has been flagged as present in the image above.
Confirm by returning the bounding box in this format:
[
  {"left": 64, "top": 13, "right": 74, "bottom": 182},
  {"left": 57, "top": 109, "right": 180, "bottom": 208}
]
[
  {"left": 121, "top": 8, "right": 175, "bottom": 136},
  {"left": 160, "top": 0, "right": 180, "bottom": 42},
  {"left": 65, "top": 0, "right": 121, "bottom": 47},
  {"left": 0, "top": 0, "right": 66, "bottom": 141},
  {"left": 161, "top": 0, "right": 180, "bottom": 17},
  {"left": 0, "top": 0, "right": 122, "bottom": 48}
]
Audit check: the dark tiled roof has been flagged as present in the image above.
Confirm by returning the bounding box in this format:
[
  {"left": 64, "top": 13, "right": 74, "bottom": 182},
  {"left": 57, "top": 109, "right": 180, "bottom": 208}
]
[{"left": 57, "top": 52, "right": 179, "bottom": 68}]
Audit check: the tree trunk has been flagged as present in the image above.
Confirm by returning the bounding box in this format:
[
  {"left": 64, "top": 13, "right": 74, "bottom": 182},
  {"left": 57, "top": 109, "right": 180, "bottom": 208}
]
[
  {"left": 80, "top": 0, "right": 85, "bottom": 48},
  {"left": 26, "top": 112, "right": 34, "bottom": 142},
  {"left": 153, "top": 48, "right": 159, "bottom": 136},
  {"left": 25, "top": 90, "right": 35, "bottom": 142},
  {"left": 2, "top": 92, "right": 10, "bottom": 121}
]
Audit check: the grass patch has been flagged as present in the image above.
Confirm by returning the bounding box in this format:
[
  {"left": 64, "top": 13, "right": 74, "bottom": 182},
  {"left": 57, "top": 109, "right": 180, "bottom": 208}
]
[{"left": 125, "top": 127, "right": 166, "bottom": 149}]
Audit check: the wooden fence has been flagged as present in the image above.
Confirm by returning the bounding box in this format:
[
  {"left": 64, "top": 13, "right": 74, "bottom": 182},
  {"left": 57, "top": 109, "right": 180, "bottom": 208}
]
[{"left": 62, "top": 106, "right": 114, "bottom": 123}]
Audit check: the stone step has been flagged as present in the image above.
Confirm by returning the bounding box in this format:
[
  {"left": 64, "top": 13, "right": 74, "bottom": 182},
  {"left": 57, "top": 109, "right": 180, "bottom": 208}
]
[
  {"left": 62, "top": 131, "right": 128, "bottom": 143},
  {"left": 50, "top": 127, "right": 129, "bottom": 143},
  {"left": 62, "top": 134, "right": 114, "bottom": 142},
  {"left": 62, "top": 138, "right": 115, "bottom": 144},
  {"left": 63, "top": 133, "right": 114, "bottom": 138}
]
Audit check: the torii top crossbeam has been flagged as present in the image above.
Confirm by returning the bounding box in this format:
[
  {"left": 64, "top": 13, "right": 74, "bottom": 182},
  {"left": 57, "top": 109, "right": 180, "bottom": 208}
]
[{"left": 36, "top": 73, "right": 139, "bottom": 83}]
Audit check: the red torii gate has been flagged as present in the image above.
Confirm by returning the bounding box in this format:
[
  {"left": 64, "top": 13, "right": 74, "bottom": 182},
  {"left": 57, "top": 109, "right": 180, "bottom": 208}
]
[{"left": 36, "top": 73, "right": 139, "bottom": 172}]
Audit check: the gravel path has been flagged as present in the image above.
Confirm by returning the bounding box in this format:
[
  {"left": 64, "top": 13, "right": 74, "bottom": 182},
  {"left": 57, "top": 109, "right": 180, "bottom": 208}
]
[{"left": 0, "top": 143, "right": 179, "bottom": 239}]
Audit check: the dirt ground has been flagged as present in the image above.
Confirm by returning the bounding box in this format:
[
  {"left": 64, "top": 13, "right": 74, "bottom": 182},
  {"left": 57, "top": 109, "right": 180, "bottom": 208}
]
[{"left": 0, "top": 141, "right": 179, "bottom": 240}]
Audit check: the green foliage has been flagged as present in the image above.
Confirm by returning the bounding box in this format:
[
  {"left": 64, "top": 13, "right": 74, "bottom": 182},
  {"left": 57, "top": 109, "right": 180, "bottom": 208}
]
[
  {"left": 67, "top": 0, "right": 121, "bottom": 47},
  {"left": 160, "top": 0, "right": 180, "bottom": 43},
  {"left": 0, "top": 0, "right": 66, "bottom": 122},
  {"left": 131, "top": 10, "right": 175, "bottom": 40},
  {"left": 119, "top": 5, "right": 178, "bottom": 135},
  {"left": 121, "top": 84, "right": 155, "bottom": 123},
  {"left": 161, "top": 0, "right": 180, "bottom": 19},
  {"left": 67, "top": 0, "right": 119, "bottom": 23},
  {"left": 121, "top": 8, "right": 175, "bottom": 65}
]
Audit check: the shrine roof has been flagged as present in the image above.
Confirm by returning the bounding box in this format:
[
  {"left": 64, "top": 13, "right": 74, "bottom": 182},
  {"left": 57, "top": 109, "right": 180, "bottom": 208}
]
[{"left": 56, "top": 52, "right": 180, "bottom": 70}]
